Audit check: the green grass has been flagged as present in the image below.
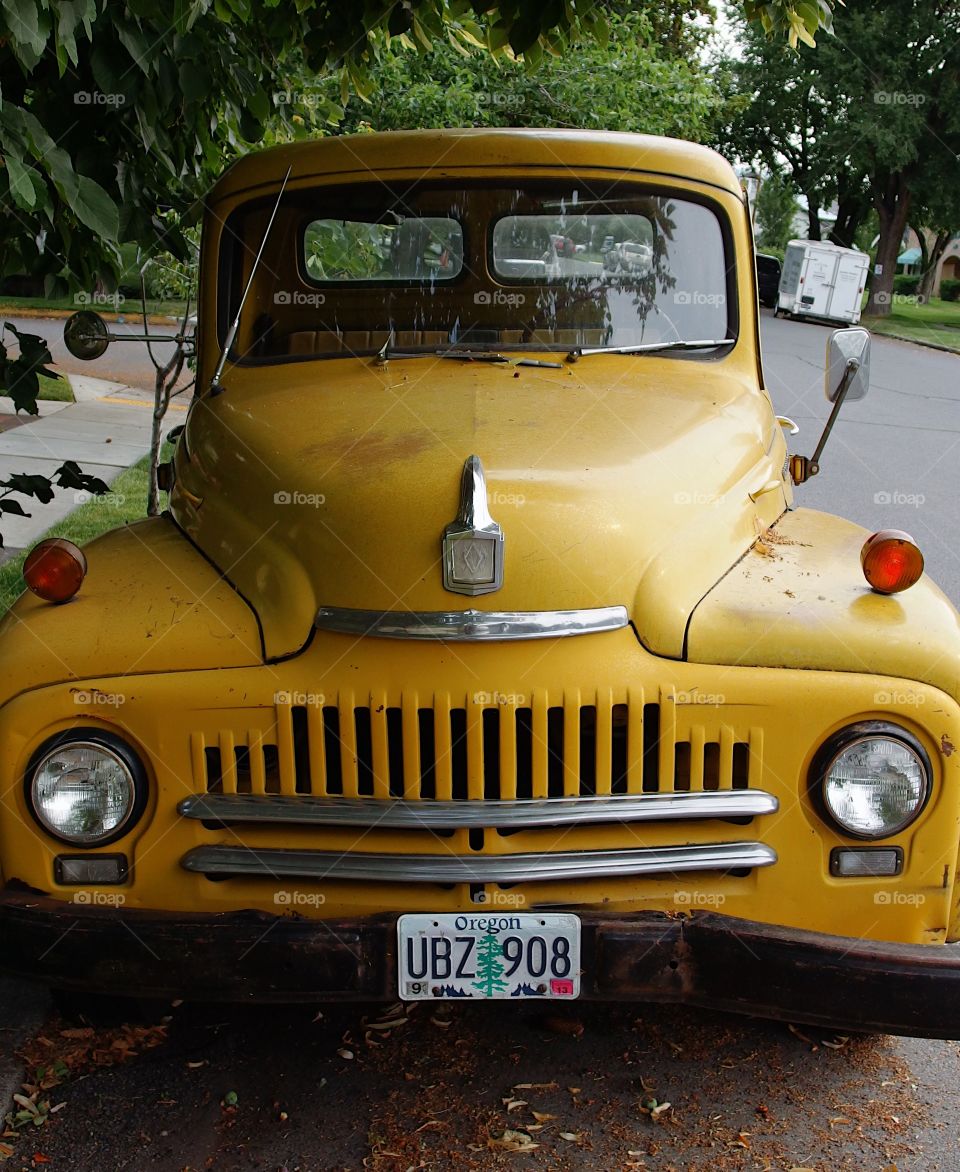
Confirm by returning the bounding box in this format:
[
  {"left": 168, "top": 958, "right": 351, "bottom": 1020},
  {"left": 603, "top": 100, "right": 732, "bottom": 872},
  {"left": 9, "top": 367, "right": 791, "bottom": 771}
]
[
  {"left": 0, "top": 454, "right": 153, "bottom": 614},
  {"left": 862, "top": 296, "right": 960, "bottom": 351},
  {"left": 38, "top": 372, "right": 74, "bottom": 402}
]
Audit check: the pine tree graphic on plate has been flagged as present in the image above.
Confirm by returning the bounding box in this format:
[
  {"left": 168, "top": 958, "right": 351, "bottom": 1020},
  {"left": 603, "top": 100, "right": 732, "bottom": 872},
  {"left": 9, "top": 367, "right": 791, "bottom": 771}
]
[{"left": 472, "top": 932, "right": 508, "bottom": 997}]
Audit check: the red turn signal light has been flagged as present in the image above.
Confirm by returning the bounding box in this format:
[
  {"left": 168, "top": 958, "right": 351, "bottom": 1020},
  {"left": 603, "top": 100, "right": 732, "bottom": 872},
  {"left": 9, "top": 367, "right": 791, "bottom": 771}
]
[
  {"left": 860, "top": 529, "right": 924, "bottom": 595},
  {"left": 23, "top": 539, "right": 88, "bottom": 603}
]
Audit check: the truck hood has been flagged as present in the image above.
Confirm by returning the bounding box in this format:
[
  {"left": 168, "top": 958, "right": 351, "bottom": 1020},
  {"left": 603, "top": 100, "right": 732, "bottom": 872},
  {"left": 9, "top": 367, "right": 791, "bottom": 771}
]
[
  {"left": 687, "top": 508, "right": 960, "bottom": 698},
  {"left": 174, "top": 356, "right": 787, "bottom": 659}
]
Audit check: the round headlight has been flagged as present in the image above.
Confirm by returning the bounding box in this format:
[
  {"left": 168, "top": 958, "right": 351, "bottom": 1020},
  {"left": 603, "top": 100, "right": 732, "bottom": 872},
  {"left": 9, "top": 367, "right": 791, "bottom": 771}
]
[
  {"left": 814, "top": 724, "right": 930, "bottom": 839},
  {"left": 27, "top": 735, "right": 145, "bottom": 846}
]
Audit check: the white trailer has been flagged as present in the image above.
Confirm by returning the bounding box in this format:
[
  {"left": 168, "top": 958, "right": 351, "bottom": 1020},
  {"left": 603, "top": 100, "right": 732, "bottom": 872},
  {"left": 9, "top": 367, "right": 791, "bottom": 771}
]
[{"left": 776, "top": 240, "right": 870, "bottom": 325}]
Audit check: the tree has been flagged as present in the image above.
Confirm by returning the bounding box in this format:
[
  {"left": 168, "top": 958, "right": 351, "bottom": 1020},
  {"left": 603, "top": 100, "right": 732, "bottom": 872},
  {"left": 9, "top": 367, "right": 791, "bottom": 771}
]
[
  {"left": 754, "top": 169, "right": 798, "bottom": 253},
  {"left": 327, "top": 10, "right": 724, "bottom": 141},
  {"left": 717, "top": 12, "right": 850, "bottom": 242},
  {"left": 722, "top": 0, "right": 960, "bottom": 317},
  {"left": 472, "top": 933, "right": 509, "bottom": 997}
]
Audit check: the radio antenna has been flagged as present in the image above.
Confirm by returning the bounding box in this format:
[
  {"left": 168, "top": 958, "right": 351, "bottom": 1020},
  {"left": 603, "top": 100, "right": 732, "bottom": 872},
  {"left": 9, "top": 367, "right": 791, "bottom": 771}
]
[{"left": 209, "top": 164, "right": 292, "bottom": 395}]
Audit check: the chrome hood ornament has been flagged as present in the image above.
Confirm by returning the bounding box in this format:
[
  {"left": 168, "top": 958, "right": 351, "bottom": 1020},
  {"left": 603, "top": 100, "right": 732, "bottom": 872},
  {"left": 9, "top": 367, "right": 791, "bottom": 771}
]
[{"left": 442, "top": 455, "right": 504, "bottom": 596}]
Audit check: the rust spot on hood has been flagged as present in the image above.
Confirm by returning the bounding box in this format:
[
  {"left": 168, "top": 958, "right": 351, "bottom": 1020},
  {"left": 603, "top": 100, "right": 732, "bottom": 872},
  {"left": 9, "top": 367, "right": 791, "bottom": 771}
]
[{"left": 941, "top": 734, "right": 955, "bottom": 757}]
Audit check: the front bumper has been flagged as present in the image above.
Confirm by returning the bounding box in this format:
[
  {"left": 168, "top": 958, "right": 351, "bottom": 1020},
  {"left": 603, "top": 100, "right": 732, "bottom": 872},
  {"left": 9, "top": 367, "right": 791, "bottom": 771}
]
[{"left": 2, "top": 890, "right": 958, "bottom": 1038}]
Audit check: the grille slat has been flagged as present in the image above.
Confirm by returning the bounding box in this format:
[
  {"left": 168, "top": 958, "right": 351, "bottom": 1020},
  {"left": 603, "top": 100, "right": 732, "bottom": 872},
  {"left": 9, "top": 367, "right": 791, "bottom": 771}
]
[
  {"left": 594, "top": 690, "right": 613, "bottom": 797},
  {"left": 199, "top": 696, "right": 761, "bottom": 803},
  {"left": 275, "top": 704, "right": 297, "bottom": 796},
  {"left": 369, "top": 695, "right": 390, "bottom": 799}
]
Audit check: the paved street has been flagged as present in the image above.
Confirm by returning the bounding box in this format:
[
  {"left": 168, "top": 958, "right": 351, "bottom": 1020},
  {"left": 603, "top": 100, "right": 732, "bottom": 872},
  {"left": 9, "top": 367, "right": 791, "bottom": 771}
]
[
  {"left": 760, "top": 307, "right": 960, "bottom": 604},
  {"left": 5, "top": 315, "right": 186, "bottom": 394},
  {"left": 2, "top": 315, "right": 960, "bottom": 1169}
]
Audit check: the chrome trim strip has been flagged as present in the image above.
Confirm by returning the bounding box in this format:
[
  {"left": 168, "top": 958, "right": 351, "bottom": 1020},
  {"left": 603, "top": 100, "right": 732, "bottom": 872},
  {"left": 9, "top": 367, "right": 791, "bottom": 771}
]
[
  {"left": 181, "top": 842, "right": 777, "bottom": 883},
  {"left": 314, "top": 604, "right": 629, "bottom": 641},
  {"left": 179, "top": 790, "right": 778, "bottom": 829}
]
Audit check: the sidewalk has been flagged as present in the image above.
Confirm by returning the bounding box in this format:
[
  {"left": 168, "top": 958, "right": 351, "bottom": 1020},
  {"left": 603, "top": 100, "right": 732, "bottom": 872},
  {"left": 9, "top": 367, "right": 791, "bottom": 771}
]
[{"left": 0, "top": 374, "right": 184, "bottom": 562}]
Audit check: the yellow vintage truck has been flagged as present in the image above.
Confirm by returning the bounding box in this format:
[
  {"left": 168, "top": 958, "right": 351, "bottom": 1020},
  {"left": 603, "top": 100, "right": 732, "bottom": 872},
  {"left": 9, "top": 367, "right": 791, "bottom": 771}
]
[{"left": 2, "top": 129, "right": 958, "bottom": 1035}]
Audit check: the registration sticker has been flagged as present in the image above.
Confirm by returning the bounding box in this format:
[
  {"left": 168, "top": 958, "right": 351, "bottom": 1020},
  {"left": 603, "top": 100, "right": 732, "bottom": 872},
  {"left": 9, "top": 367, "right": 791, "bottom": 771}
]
[{"left": 397, "top": 912, "right": 581, "bottom": 1000}]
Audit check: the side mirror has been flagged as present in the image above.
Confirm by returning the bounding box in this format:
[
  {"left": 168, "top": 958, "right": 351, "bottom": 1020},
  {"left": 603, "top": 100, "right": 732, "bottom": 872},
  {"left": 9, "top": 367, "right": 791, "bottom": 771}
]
[
  {"left": 790, "top": 327, "right": 871, "bottom": 486},
  {"left": 825, "top": 327, "right": 870, "bottom": 403},
  {"left": 63, "top": 310, "right": 110, "bottom": 360},
  {"left": 63, "top": 309, "right": 190, "bottom": 361}
]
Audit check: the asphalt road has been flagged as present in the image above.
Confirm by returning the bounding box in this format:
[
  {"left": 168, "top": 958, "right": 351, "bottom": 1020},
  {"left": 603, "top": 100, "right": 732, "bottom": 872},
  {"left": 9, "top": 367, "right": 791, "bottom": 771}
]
[
  {"left": 760, "top": 307, "right": 960, "bottom": 605},
  {"left": 2, "top": 312, "right": 960, "bottom": 1170}
]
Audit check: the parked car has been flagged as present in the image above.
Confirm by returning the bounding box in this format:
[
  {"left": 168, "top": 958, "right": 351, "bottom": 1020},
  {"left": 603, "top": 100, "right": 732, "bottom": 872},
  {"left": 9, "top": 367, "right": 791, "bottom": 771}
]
[
  {"left": 755, "top": 252, "right": 782, "bottom": 308},
  {"left": 603, "top": 239, "right": 653, "bottom": 274},
  {"left": 5, "top": 128, "right": 960, "bottom": 1038}
]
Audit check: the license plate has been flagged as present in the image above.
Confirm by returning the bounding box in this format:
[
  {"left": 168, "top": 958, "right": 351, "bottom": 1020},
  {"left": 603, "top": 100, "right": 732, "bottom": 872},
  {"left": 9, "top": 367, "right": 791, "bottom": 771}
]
[{"left": 397, "top": 912, "right": 581, "bottom": 1000}]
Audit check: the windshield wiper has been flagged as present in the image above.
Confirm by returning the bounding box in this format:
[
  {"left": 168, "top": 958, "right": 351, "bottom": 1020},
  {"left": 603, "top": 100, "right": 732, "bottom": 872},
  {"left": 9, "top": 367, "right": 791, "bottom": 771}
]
[
  {"left": 374, "top": 346, "right": 563, "bottom": 369},
  {"left": 566, "top": 338, "right": 734, "bottom": 363}
]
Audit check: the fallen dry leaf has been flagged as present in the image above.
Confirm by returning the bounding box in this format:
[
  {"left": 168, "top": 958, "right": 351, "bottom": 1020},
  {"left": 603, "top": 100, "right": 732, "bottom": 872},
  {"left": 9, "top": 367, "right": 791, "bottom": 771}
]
[{"left": 488, "top": 1129, "right": 539, "bottom": 1153}]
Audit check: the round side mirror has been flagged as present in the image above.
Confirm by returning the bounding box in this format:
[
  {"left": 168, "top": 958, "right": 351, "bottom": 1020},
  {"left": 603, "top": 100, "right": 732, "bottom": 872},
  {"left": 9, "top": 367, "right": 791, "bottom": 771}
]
[{"left": 63, "top": 310, "right": 110, "bottom": 361}]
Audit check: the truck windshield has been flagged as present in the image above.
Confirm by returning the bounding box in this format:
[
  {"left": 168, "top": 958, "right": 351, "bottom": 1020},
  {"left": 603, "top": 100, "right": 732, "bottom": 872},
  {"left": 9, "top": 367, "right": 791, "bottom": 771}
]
[{"left": 218, "top": 182, "right": 733, "bottom": 362}]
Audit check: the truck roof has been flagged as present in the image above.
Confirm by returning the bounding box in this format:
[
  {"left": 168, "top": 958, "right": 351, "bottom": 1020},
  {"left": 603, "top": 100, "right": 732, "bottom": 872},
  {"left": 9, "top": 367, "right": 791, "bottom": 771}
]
[{"left": 208, "top": 128, "right": 744, "bottom": 204}]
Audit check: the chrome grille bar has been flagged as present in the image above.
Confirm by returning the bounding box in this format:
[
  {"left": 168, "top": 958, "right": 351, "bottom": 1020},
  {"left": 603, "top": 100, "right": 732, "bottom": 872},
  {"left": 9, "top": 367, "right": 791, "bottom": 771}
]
[
  {"left": 314, "top": 605, "right": 628, "bottom": 641},
  {"left": 178, "top": 789, "right": 777, "bottom": 829},
  {"left": 181, "top": 841, "right": 777, "bottom": 883}
]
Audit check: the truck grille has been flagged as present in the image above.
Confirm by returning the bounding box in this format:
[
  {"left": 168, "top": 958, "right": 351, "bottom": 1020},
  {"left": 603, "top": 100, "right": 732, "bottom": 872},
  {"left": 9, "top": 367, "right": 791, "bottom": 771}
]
[{"left": 194, "top": 692, "right": 759, "bottom": 801}]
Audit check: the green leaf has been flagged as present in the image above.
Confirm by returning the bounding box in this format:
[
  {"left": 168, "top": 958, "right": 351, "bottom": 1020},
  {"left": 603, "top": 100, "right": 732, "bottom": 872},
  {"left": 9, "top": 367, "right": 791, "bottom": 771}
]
[
  {"left": 5, "top": 154, "right": 37, "bottom": 209},
  {"left": 74, "top": 175, "right": 120, "bottom": 241}
]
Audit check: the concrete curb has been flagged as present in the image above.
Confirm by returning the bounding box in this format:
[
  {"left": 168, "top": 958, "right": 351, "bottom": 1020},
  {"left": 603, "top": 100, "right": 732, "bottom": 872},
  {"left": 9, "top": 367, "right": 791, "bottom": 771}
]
[
  {"left": 867, "top": 328, "right": 960, "bottom": 356},
  {"left": 67, "top": 374, "right": 132, "bottom": 403}
]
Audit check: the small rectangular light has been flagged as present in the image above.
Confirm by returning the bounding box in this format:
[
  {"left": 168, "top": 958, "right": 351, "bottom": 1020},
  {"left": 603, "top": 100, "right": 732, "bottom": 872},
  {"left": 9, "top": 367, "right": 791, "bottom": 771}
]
[
  {"left": 830, "top": 847, "right": 902, "bottom": 878},
  {"left": 55, "top": 854, "right": 128, "bottom": 885}
]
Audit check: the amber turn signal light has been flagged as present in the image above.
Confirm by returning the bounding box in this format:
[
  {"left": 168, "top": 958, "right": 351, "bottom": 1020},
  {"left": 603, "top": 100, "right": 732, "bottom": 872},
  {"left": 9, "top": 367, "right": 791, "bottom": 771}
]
[
  {"left": 23, "top": 538, "right": 88, "bottom": 603},
  {"left": 860, "top": 529, "right": 924, "bottom": 595}
]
